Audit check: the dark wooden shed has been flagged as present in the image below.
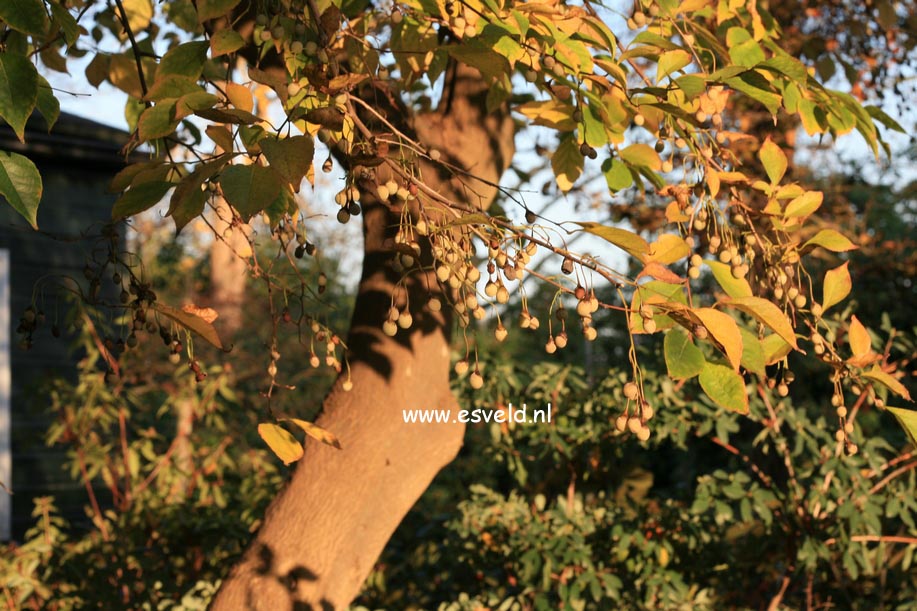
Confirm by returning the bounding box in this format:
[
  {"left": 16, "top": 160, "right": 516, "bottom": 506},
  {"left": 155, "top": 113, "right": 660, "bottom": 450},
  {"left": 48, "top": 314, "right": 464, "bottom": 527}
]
[{"left": 0, "top": 112, "right": 132, "bottom": 539}]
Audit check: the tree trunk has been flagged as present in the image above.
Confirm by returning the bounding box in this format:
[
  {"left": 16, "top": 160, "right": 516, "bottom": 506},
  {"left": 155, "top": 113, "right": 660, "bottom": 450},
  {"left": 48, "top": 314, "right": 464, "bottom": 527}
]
[{"left": 210, "top": 66, "right": 514, "bottom": 610}]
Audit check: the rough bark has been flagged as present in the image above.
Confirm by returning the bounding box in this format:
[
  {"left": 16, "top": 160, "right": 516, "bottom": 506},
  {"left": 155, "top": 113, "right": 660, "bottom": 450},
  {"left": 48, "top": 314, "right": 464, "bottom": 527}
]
[{"left": 210, "top": 66, "right": 515, "bottom": 610}]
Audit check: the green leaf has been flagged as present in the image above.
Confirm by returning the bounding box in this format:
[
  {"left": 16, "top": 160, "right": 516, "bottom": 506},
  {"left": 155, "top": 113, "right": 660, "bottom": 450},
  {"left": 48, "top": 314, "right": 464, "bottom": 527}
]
[
  {"left": 865, "top": 105, "right": 905, "bottom": 133},
  {"left": 726, "top": 28, "right": 765, "bottom": 67},
  {"left": 602, "top": 157, "right": 633, "bottom": 192},
  {"left": 629, "top": 281, "right": 686, "bottom": 333},
  {"left": 759, "top": 54, "right": 807, "bottom": 81},
  {"left": 281, "top": 418, "right": 343, "bottom": 449},
  {"left": 175, "top": 91, "right": 218, "bottom": 120},
  {"left": 664, "top": 327, "right": 705, "bottom": 379},
  {"left": 112, "top": 180, "right": 173, "bottom": 220},
  {"left": 822, "top": 262, "right": 851, "bottom": 312},
  {"left": 699, "top": 361, "right": 748, "bottom": 413},
  {"left": 675, "top": 74, "right": 706, "bottom": 99},
  {"left": 259, "top": 136, "right": 315, "bottom": 193},
  {"left": 0, "top": 0, "right": 48, "bottom": 36},
  {"left": 759, "top": 139, "right": 786, "bottom": 185},
  {"left": 551, "top": 136, "right": 583, "bottom": 193},
  {"left": 210, "top": 29, "right": 245, "bottom": 57},
  {"left": 704, "top": 260, "right": 753, "bottom": 298},
  {"left": 864, "top": 367, "right": 912, "bottom": 401},
  {"left": 887, "top": 407, "right": 917, "bottom": 447},
  {"left": 803, "top": 229, "right": 857, "bottom": 252},
  {"left": 138, "top": 101, "right": 179, "bottom": 141},
  {"left": 726, "top": 72, "right": 782, "bottom": 115},
  {"left": 620, "top": 143, "right": 662, "bottom": 170},
  {"left": 0, "top": 52, "right": 39, "bottom": 142},
  {"left": 257, "top": 423, "right": 304, "bottom": 465},
  {"left": 35, "top": 75, "right": 60, "bottom": 131},
  {"left": 49, "top": 3, "right": 80, "bottom": 46},
  {"left": 144, "top": 75, "right": 202, "bottom": 102},
  {"left": 724, "top": 296, "right": 799, "bottom": 349},
  {"left": 657, "top": 50, "right": 692, "bottom": 81},
  {"left": 168, "top": 158, "right": 226, "bottom": 233},
  {"left": 219, "top": 165, "right": 283, "bottom": 220},
  {"left": 0, "top": 151, "right": 42, "bottom": 229},
  {"left": 158, "top": 41, "right": 209, "bottom": 81},
  {"left": 151, "top": 301, "right": 225, "bottom": 350},
  {"left": 448, "top": 42, "right": 510, "bottom": 80},
  {"left": 576, "top": 222, "right": 649, "bottom": 259},
  {"left": 196, "top": 0, "right": 242, "bottom": 22},
  {"left": 739, "top": 328, "right": 766, "bottom": 376}
]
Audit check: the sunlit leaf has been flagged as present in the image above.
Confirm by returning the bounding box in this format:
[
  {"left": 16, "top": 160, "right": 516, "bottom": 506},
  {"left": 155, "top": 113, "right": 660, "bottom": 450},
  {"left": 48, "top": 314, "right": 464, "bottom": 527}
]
[
  {"left": 647, "top": 233, "right": 689, "bottom": 265},
  {"left": 761, "top": 334, "right": 792, "bottom": 365},
  {"left": 865, "top": 368, "right": 912, "bottom": 401},
  {"left": 664, "top": 327, "right": 705, "bottom": 379},
  {"left": 759, "top": 139, "right": 786, "bottom": 185},
  {"left": 803, "top": 229, "right": 858, "bottom": 252},
  {"left": 724, "top": 296, "right": 798, "bottom": 349},
  {"left": 739, "top": 328, "right": 766, "bottom": 376},
  {"left": 282, "top": 418, "right": 343, "bottom": 449},
  {"left": 699, "top": 361, "right": 748, "bottom": 413},
  {"left": 822, "top": 262, "right": 851, "bottom": 312},
  {"left": 887, "top": 407, "right": 917, "bottom": 447},
  {"left": 784, "top": 191, "right": 823, "bottom": 218},
  {"left": 704, "top": 260, "right": 752, "bottom": 299},
  {"left": 258, "top": 423, "right": 304, "bottom": 465},
  {"left": 692, "top": 307, "right": 743, "bottom": 371},
  {"left": 847, "top": 315, "right": 872, "bottom": 358},
  {"left": 576, "top": 222, "right": 649, "bottom": 260}
]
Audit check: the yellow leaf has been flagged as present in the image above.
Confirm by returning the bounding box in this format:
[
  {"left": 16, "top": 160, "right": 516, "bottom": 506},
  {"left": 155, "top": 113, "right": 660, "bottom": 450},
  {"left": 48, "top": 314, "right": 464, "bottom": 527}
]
[
  {"left": 577, "top": 222, "right": 650, "bottom": 260},
  {"left": 784, "top": 191, "right": 823, "bottom": 218},
  {"left": 692, "top": 307, "right": 743, "bottom": 371},
  {"left": 665, "top": 201, "right": 689, "bottom": 223},
  {"left": 848, "top": 315, "right": 872, "bottom": 358},
  {"left": 864, "top": 367, "right": 912, "bottom": 401},
  {"left": 647, "top": 233, "right": 690, "bottom": 264},
  {"left": 620, "top": 143, "right": 662, "bottom": 171},
  {"left": 225, "top": 82, "right": 253, "bottom": 113},
  {"left": 803, "top": 229, "right": 858, "bottom": 253},
  {"left": 822, "top": 262, "right": 851, "bottom": 312},
  {"left": 516, "top": 99, "right": 576, "bottom": 130},
  {"left": 282, "top": 418, "right": 343, "bottom": 449},
  {"left": 761, "top": 334, "right": 793, "bottom": 365},
  {"left": 638, "top": 261, "right": 684, "bottom": 284},
  {"left": 258, "top": 423, "right": 304, "bottom": 465},
  {"left": 887, "top": 406, "right": 917, "bottom": 446},
  {"left": 759, "top": 138, "right": 786, "bottom": 185},
  {"left": 724, "top": 296, "right": 798, "bottom": 349}
]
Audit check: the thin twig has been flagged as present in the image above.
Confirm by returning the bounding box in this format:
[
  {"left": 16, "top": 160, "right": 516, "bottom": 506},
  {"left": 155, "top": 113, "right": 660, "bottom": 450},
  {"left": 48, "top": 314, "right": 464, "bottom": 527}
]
[{"left": 113, "top": 0, "right": 151, "bottom": 105}]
